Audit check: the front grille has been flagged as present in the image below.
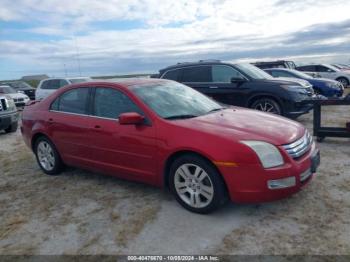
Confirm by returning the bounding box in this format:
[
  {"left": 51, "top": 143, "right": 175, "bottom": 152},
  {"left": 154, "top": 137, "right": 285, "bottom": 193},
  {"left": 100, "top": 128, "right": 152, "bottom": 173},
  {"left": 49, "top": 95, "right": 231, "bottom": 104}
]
[
  {"left": 0, "top": 98, "right": 6, "bottom": 111},
  {"left": 282, "top": 131, "right": 313, "bottom": 159}
]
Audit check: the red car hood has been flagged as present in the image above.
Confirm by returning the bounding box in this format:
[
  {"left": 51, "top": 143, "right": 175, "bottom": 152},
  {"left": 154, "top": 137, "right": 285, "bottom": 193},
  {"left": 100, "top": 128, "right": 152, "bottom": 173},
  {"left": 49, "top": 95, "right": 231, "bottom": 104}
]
[{"left": 174, "top": 107, "right": 305, "bottom": 146}]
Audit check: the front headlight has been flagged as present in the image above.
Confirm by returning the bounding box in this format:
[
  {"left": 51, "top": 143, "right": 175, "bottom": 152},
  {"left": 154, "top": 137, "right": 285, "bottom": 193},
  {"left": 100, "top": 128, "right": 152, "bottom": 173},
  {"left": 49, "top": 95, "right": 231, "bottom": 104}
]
[
  {"left": 241, "top": 141, "right": 284, "bottom": 169},
  {"left": 283, "top": 85, "right": 308, "bottom": 94}
]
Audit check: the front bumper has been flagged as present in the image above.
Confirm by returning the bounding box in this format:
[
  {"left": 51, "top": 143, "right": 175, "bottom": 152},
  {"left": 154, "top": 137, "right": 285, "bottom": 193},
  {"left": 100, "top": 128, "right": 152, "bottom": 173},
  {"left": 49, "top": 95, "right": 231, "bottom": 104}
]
[
  {"left": 219, "top": 142, "right": 319, "bottom": 203},
  {"left": 285, "top": 102, "right": 313, "bottom": 118},
  {"left": 0, "top": 112, "right": 18, "bottom": 130}
]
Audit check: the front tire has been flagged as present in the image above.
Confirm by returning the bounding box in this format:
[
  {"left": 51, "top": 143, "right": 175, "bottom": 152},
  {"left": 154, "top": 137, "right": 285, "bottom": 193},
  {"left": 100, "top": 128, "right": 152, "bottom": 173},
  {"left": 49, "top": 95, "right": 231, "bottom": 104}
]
[
  {"left": 169, "top": 154, "right": 227, "bottom": 214},
  {"left": 250, "top": 98, "right": 282, "bottom": 115},
  {"left": 336, "top": 77, "right": 349, "bottom": 88},
  {"left": 34, "top": 136, "right": 64, "bottom": 175},
  {"left": 4, "top": 122, "right": 18, "bottom": 133}
]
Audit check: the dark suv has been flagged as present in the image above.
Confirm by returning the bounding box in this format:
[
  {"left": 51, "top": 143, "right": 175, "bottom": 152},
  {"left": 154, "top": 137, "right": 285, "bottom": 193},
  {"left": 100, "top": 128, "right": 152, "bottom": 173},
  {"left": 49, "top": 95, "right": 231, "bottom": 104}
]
[{"left": 157, "top": 61, "right": 314, "bottom": 118}]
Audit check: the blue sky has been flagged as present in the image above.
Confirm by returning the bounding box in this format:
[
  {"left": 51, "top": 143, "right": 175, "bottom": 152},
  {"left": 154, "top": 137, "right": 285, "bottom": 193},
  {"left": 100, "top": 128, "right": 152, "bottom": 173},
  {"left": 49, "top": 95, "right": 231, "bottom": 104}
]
[{"left": 1, "top": 0, "right": 350, "bottom": 80}]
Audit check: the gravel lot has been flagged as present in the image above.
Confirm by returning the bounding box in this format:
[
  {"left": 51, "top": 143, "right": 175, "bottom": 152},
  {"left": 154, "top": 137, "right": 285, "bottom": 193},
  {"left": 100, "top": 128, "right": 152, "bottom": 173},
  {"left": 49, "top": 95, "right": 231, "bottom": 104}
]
[{"left": 0, "top": 94, "right": 349, "bottom": 255}]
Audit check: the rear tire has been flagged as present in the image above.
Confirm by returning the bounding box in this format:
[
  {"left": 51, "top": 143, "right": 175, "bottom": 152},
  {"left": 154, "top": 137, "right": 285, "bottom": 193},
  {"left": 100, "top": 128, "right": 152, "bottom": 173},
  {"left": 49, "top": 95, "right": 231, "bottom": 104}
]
[
  {"left": 168, "top": 154, "right": 227, "bottom": 214},
  {"left": 4, "top": 122, "right": 18, "bottom": 133},
  {"left": 34, "top": 136, "right": 64, "bottom": 175},
  {"left": 250, "top": 98, "right": 282, "bottom": 115}
]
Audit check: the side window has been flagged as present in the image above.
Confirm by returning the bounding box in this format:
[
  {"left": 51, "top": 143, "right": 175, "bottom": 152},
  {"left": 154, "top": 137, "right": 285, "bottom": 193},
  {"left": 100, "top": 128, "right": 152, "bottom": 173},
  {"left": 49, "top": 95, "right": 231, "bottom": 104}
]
[
  {"left": 93, "top": 88, "right": 142, "bottom": 119},
  {"left": 271, "top": 71, "right": 292, "bottom": 77},
  {"left": 162, "top": 69, "right": 180, "bottom": 81},
  {"left": 40, "top": 80, "right": 50, "bottom": 89},
  {"left": 50, "top": 98, "right": 59, "bottom": 111},
  {"left": 317, "top": 65, "right": 334, "bottom": 72},
  {"left": 211, "top": 65, "right": 244, "bottom": 82},
  {"left": 182, "top": 66, "right": 211, "bottom": 82},
  {"left": 42, "top": 80, "right": 61, "bottom": 90},
  {"left": 298, "top": 65, "right": 316, "bottom": 72},
  {"left": 57, "top": 88, "right": 89, "bottom": 114},
  {"left": 59, "top": 79, "right": 69, "bottom": 88}
]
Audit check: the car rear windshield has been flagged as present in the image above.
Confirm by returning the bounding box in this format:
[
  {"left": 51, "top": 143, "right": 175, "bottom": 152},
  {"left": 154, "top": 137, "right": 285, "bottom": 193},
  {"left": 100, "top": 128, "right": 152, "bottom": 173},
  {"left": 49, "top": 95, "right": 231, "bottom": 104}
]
[
  {"left": 132, "top": 81, "right": 223, "bottom": 119},
  {"left": 69, "top": 78, "right": 91, "bottom": 84},
  {"left": 236, "top": 63, "right": 273, "bottom": 80}
]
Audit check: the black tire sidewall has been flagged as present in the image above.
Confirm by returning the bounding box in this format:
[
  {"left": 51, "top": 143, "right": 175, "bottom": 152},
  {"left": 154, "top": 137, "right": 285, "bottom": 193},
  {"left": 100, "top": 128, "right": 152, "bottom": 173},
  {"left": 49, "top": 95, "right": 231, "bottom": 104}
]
[
  {"left": 34, "top": 136, "right": 63, "bottom": 175},
  {"left": 168, "top": 154, "right": 226, "bottom": 214},
  {"left": 251, "top": 98, "right": 282, "bottom": 115}
]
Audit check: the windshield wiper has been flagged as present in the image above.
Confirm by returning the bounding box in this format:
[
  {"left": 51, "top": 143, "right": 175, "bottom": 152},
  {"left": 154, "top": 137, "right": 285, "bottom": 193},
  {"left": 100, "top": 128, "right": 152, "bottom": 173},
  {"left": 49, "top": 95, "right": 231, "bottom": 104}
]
[{"left": 164, "top": 114, "right": 198, "bottom": 120}]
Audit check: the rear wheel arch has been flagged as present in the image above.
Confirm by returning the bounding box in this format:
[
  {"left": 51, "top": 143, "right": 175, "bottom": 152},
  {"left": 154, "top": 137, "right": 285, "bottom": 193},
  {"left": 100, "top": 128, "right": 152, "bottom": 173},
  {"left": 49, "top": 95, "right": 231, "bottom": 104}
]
[{"left": 31, "top": 132, "right": 50, "bottom": 151}]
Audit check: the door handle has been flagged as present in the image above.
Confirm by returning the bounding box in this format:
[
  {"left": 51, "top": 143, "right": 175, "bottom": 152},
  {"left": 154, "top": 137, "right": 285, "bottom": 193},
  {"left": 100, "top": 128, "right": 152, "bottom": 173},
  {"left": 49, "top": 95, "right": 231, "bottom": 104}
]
[
  {"left": 94, "top": 125, "right": 102, "bottom": 129},
  {"left": 48, "top": 118, "right": 54, "bottom": 124},
  {"left": 209, "top": 86, "right": 218, "bottom": 89}
]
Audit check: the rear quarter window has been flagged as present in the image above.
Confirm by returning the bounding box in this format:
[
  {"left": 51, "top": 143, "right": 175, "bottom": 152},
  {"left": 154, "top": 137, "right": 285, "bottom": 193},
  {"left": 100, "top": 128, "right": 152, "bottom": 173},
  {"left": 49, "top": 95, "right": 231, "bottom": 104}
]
[{"left": 162, "top": 69, "right": 181, "bottom": 81}]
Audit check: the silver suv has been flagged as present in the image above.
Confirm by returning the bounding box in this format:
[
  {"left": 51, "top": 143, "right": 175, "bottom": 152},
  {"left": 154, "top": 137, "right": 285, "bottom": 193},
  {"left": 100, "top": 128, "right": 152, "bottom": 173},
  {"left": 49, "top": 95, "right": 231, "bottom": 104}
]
[{"left": 0, "top": 95, "right": 19, "bottom": 133}]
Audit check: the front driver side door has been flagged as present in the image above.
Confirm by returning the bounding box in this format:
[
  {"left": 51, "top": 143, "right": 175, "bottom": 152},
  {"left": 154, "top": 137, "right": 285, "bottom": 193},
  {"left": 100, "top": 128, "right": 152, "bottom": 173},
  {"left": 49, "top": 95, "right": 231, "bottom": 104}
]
[
  {"left": 87, "top": 87, "right": 157, "bottom": 183},
  {"left": 207, "top": 65, "right": 249, "bottom": 106}
]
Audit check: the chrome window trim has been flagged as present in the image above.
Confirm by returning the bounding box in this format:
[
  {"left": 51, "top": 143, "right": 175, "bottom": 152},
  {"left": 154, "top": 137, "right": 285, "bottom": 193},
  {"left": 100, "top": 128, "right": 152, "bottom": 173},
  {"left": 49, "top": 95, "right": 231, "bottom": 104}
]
[{"left": 49, "top": 110, "right": 119, "bottom": 122}]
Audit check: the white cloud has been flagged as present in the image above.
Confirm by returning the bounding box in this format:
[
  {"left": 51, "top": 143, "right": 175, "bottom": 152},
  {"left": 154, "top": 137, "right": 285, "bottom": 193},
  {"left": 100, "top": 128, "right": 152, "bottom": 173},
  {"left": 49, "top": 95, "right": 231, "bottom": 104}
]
[{"left": 1, "top": 0, "right": 350, "bottom": 79}]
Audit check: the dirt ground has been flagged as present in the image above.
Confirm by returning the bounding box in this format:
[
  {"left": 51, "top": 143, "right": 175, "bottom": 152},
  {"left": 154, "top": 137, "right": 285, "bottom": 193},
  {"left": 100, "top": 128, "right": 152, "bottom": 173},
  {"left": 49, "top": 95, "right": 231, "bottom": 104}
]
[{"left": 0, "top": 94, "right": 349, "bottom": 255}]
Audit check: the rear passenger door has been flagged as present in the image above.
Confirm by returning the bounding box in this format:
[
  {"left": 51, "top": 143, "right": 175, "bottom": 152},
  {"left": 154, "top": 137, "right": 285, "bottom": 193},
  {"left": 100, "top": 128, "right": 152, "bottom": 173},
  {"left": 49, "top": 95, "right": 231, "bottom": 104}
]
[{"left": 48, "top": 87, "right": 93, "bottom": 167}]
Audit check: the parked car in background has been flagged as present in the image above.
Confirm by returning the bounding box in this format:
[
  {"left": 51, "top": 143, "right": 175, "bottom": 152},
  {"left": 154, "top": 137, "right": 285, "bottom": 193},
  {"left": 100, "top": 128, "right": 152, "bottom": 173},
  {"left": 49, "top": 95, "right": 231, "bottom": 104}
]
[
  {"left": 0, "top": 85, "right": 30, "bottom": 108},
  {"left": 332, "top": 64, "right": 350, "bottom": 71},
  {"left": 36, "top": 77, "right": 92, "bottom": 100},
  {"left": 264, "top": 68, "right": 344, "bottom": 98},
  {"left": 0, "top": 81, "right": 36, "bottom": 100},
  {"left": 252, "top": 60, "right": 297, "bottom": 69},
  {"left": 296, "top": 64, "right": 350, "bottom": 87},
  {"left": 157, "top": 60, "right": 314, "bottom": 118},
  {"left": 0, "top": 95, "right": 19, "bottom": 133},
  {"left": 21, "top": 79, "right": 320, "bottom": 213}
]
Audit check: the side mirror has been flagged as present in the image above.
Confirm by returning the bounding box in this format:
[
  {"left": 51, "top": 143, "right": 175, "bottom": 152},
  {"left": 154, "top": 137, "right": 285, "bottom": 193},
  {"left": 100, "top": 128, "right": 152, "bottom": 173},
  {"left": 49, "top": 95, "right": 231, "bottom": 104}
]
[
  {"left": 231, "top": 77, "right": 246, "bottom": 83},
  {"left": 119, "top": 112, "right": 145, "bottom": 125}
]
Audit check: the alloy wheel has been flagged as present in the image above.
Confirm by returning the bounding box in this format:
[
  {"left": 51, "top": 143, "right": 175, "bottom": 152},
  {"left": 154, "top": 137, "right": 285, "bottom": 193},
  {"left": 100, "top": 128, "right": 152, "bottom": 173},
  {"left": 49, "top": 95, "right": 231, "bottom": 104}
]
[
  {"left": 174, "top": 163, "right": 214, "bottom": 208},
  {"left": 37, "top": 141, "right": 55, "bottom": 171},
  {"left": 254, "top": 101, "right": 279, "bottom": 114}
]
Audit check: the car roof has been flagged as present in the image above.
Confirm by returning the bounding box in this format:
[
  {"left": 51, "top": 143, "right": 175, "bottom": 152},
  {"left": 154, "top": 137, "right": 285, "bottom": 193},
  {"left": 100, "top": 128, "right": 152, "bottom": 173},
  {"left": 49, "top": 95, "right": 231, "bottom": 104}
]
[
  {"left": 42, "top": 77, "right": 91, "bottom": 81},
  {"left": 158, "top": 60, "right": 235, "bottom": 72},
  {"left": 64, "top": 78, "right": 172, "bottom": 89}
]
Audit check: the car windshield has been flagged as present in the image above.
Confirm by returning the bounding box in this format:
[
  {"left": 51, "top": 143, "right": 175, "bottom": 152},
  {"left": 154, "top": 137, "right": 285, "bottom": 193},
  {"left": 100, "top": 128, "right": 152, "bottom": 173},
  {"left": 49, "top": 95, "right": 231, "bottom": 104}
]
[
  {"left": 132, "top": 81, "right": 224, "bottom": 119},
  {"left": 69, "top": 78, "right": 91, "bottom": 84},
  {"left": 8, "top": 81, "right": 32, "bottom": 89},
  {"left": 0, "top": 86, "right": 16, "bottom": 94},
  {"left": 236, "top": 63, "right": 273, "bottom": 80}
]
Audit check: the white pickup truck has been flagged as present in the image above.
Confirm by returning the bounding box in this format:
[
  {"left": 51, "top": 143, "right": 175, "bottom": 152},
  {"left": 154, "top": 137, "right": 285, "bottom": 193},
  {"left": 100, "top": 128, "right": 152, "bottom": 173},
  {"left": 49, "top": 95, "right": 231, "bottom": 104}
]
[{"left": 0, "top": 95, "right": 19, "bottom": 133}]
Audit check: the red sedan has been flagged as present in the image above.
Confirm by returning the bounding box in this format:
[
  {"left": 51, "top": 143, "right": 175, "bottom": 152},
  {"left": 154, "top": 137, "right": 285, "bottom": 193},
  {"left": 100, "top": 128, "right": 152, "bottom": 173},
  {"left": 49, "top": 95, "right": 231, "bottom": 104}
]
[{"left": 21, "top": 79, "right": 320, "bottom": 213}]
